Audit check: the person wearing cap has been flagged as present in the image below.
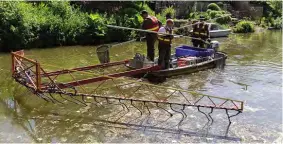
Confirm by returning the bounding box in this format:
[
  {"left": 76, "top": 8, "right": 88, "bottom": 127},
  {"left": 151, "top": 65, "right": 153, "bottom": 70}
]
[
  {"left": 140, "top": 10, "right": 162, "bottom": 61},
  {"left": 192, "top": 16, "right": 210, "bottom": 48},
  {"left": 157, "top": 19, "right": 174, "bottom": 69}
]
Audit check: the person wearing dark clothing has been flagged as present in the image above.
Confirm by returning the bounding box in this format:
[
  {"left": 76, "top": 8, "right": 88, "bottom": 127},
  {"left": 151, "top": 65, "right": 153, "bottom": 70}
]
[
  {"left": 140, "top": 10, "right": 162, "bottom": 61},
  {"left": 191, "top": 16, "right": 210, "bottom": 48},
  {"left": 157, "top": 19, "right": 174, "bottom": 69}
]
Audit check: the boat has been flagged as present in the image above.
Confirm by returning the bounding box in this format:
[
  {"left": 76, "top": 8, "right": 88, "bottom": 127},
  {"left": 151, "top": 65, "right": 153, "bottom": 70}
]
[
  {"left": 125, "top": 41, "right": 227, "bottom": 77},
  {"left": 268, "top": 27, "right": 282, "bottom": 30},
  {"left": 190, "top": 23, "right": 231, "bottom": 38}
]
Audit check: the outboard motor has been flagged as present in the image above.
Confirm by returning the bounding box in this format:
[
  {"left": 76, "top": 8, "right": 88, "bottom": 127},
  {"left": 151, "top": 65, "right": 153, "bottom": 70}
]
[
  {"left": 210, "top": 40, "right": 220, "bottom": 51},
  {"left": 206, "top": 40, "right": 220, "bottom": 59}
]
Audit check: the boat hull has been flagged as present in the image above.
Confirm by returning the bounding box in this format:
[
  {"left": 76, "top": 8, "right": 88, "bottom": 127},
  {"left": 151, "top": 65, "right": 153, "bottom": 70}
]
[
  {"left": 126, "top": 52, "right": 227, "bottom": 77},
  {"left": 210, "top": 30, "right": 231, "bottom": 38}
]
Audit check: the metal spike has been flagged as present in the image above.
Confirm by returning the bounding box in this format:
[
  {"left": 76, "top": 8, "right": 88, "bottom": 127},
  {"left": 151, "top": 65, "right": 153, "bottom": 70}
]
[
  {"left": 197, "top": 106, "right": 211, "bottom": 129},
  {"left": 127, "top": 100, "right": 143, "bottom": 124},
  {"left": 225, "top": 109, "right": 241, "bottom": 136},
  {"left": 114, "top": 100, "right": 130, "bottom": 122}
]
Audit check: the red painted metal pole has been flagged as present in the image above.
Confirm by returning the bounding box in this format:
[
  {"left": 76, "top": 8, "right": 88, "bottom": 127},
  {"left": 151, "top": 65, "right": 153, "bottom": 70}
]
[
  {"left": 42, "top": 60, "right": 129, "bottom": 77},
  {"left": 36, "top": 62, "right": 41, "bottom": 91},
  {"left": 51, "top": 65, "right": 161, "bottom": 89},
  {"left": 11, "top": 53, "right": 15, "bottom": 75}
]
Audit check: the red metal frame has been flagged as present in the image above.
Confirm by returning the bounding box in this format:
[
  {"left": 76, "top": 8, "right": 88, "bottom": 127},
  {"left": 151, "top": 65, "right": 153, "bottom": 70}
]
[
  {"left": 12, "top": 50, "right": 161, "bottom": 91},
  {"left": 42, "top": 60, "right": 129, "bottom": 77},
  {"left": 12, "top": 50, "right": 42, "bottom": 90},
  {"left": 10, "top": 50, "right": 244, "bottom": 112},
  {"left": 53, "top": 65, "right": 161, "bottom": 89}
]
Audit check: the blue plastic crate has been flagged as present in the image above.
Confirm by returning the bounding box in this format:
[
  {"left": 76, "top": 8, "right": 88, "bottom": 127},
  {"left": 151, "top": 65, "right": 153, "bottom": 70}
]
[{"left": 175, "top": 45, "right": 214, "bottom": 57}]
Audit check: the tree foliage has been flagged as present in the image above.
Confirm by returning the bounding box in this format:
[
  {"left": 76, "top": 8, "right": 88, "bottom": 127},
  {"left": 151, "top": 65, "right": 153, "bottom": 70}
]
[
  {"left": 207, "top": 3, "right": 221, "bottom": 11},
  {"left": 233, "top": 20, "right": 255, "bottom": 33},
  {"left": 0, "top": 1, "right": 106, "bottom": 51}
]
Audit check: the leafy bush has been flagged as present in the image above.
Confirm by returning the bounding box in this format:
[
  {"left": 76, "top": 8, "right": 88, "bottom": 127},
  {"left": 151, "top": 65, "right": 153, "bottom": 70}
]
[
  {"left": 156, "top": 13, "right": 166, "bottom": 24},
  {"left": 233, "top": 20, "right": 255, "bottom": 33},
  {"left": 216, "top": 2, "right": 224, "bottom": 9},
  {"left": 215, "top": 14, "right": 232, "bottom": 24},
  {"left": 188, "top": 12, "right": 210, "bottom": 20},
  {"left": 0, "top": 1, "right": 106, "bottom": 51},
  {"left": 266, "top": 1, "right": 282, "bottom": 18},
  {"left": 104, "top": 12, "right": 143, "bottom": 42},
  {"left": 119, "top": 7, "right": 139, "bottom": 17},
  {"left": 270, "top": 17, "right": 282, "bottom": 29},
  {"left": 140, "top": 3, "right": 155, "bottom": 16},
  {"left": 207, "top": 10, "right": 226, "bottom": 19},
  {"left": 207, "top": 10, "right": 218, "bottom": 19},
  {"left": 259, "top": 17, "right": 268, "bottom": 28},
  {"left": 0, "top": 2, "right": 32, "bottom": 51},
  {"left": 207, "top": 3, "right": 221, "bottom": 11},
  {"left": 259, "top": 16, "right": 282, "bottom": 29},
  {"left": 161, "top": 6, "right": 175, "bottom": 19}
]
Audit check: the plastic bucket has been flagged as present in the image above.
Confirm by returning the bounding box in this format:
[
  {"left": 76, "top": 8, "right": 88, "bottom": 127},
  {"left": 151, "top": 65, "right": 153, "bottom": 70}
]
[
  {"left": 96, "top": 45, "right": 110, "bottom": 64},
  {"left": 175, "top": 45, "right": 215, "bottom": 57}
]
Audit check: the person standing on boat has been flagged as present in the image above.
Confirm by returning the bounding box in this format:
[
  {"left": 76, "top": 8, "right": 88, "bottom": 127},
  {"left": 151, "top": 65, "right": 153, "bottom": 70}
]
[
  {"left": 157, "top": 19, "right": 174, "bottom": 69},
  {"left": 140, "top": 10, "right": 162, "bottom": 62},
  {"left": 192, "top": 16, "right": 210, "bottom": 48}
]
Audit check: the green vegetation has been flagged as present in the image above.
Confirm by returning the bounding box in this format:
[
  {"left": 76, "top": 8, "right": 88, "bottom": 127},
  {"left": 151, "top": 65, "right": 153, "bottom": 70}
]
[
  {"left": 252, "top": 1, "right": 282, "bottom": 29},
  {"left": 272, "top": 17, "right": 282, "bottom": 29},
  {"left": 207, "top": 3, "right": 221, "bottom": 11},
  {"left": 0, "top": 1, "right": 282, "bottom": 52},
  {"left": 161, "top": 6, "right": 175, "bottom": 19},
  {"left": 0, "top": 1, "right": 106, "bottom": 52},
  {"left": 259, "top": 16, "right": 282, "bottom": 29},
  {"left": 188, "top": 8, "right": 232, "bottom": 25},
  {"left": 0, "top": 1, "right": 147, "bottom": 52},
  {"left": 215, "top": 14, "right": 232, "bottom": 25},
  {"left": 233, "top": 21, "right": 255, "bottom": 33},
  {"left": 188, "top": 2, "right": 281, "bottom": 32}
]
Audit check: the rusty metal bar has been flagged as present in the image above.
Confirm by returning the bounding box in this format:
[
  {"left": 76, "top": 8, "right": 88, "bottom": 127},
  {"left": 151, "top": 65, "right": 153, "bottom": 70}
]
[
  {"left": 36, "top": 62, "right": 41, "bottom": 91},
  {"left": 11, "top": 53, "right": 15, "bottom": 75},
  {"left": 53, "top": 91, "right": 243, "bottom": 111},
  {"left": 42, "top": 60, "right": 129, "bottom": 77},
  {"left": 12, "top": 51, "right": 37, "bottom": 64},
  {"left": 53, "top": 65, "right": 161, "bottom": 89}
]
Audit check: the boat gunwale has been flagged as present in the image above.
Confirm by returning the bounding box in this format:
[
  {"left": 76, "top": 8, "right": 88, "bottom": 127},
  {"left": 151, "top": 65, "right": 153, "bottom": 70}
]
[{"left": 125, "top": 51, "right": 227, "bottom": 74}]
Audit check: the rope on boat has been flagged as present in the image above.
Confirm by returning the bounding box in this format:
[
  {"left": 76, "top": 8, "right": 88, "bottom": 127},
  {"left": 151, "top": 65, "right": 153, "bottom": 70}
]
[
  {"left": 106, "top": 25, "right": 210, "bottom": 45},
  {"left": 108, "top": 39, "right": 138, "bottom": 48},
  {"left": 106, "top": 14, "right": 232, "bottom": 39}
]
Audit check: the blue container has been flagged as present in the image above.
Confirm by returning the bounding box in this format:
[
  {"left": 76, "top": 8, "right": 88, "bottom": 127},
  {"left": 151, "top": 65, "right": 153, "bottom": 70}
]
[{"left": 175, "top": 45, "right": 214, "bottom": 57}]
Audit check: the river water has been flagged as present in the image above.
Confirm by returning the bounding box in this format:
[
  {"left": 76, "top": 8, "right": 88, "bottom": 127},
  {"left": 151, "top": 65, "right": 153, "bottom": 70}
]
[{"left": 0, "top": 30, "right": 282, "bottom": 143}]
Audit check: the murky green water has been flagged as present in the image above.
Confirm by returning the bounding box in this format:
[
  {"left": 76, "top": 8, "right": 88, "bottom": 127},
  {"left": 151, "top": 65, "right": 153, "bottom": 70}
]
[{"left": 0, "top": 30, "right": 282, "bottom": 143}]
